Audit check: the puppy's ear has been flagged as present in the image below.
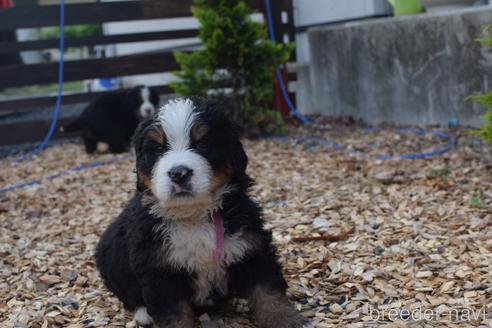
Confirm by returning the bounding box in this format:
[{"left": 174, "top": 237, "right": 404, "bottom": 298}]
[
  {"left": 132, "top": 119, "right": 154, "bottom": 192},
  {"left": 230, "top": 139, "right": 248, "bottom": 175},
  {"left": 150, "top": 90, "right": 160, "bottom": 107},
  {"left": 132, "top": 118, "right": 152, "bottom": 156},
  {"left": 125, "top": 86, "right": 142, "bottom": 109},
  {"left": 228, "top": 122, "right": 248, "bottom": 175}
]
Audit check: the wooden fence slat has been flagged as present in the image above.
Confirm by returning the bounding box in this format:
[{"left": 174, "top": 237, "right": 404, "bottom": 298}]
[
  {"left": 0, "top": 118, "right": 79, "bottom": 146},
  {"left": 0, "top": 52, "right": 180, "bottom": 89},
  {"left": 0, "top": 0, "right": 193, "bottom": 31},
  {"left": 0, "top": 85, "right": 174, "bottom": 112},
  {"left": 0, "top": 29, "right": 198, "bottom": 54}
]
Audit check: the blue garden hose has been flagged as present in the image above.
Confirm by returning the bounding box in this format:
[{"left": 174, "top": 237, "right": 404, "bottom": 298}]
[
  {"left": 264, "top": 0, "right": 310, "bottom": 124},
  {"left": 14, "top": 0, "right": 65, "bottom": 163}
]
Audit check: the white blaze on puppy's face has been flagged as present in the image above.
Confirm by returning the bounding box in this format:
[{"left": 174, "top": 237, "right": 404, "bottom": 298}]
[
  {"left": 138, "top": 87, "right": 156, "bottom": 118},
  {"left": 152, "top": 99, "right": 212, "bottom": 206}
]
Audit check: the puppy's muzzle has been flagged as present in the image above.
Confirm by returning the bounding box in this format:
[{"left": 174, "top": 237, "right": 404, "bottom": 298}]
[
  {"left": 168, "top": 165, "right": 194, "bottom": 195},
  {"left": 139, "top": 104, "right": 155, "bottom": 118}
]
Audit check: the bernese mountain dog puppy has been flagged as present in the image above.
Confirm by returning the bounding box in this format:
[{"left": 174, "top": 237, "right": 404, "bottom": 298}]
[
  {"left": 64, "top": 86, "right": 159, "bottom": 154},
  {"left": 95, "top": 98, "right": 307, "bottom": 328}
]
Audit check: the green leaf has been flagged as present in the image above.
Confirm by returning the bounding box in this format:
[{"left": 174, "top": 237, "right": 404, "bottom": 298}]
[{"left": 387, "top": 0, "right": 425, "bottom": 16}]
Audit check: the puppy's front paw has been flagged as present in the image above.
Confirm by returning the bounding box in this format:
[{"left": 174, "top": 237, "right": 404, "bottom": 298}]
[{"left": 134, "top": 307, "right": 153, "bottom": 327}]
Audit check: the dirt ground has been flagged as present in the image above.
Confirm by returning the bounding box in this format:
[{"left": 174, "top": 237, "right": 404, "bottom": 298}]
[{"left": 0, "top": 126, "right": 491, "bottom": 328}]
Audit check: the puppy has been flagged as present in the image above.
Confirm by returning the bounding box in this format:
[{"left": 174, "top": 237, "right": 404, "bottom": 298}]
[
  {"left": 95, "top": 98, "right": 307, "bottom": 328},
  {"left": 63, "top": 86, "right": 159, "bottom": 153}
]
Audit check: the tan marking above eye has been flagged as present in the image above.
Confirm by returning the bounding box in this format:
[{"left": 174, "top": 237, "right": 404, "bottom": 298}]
[
  {"left": 191, "top": 124, "right": 208, "bottom": 142},
  {"left": 149, "top": 126, "right": 166, "bottom": 145}
]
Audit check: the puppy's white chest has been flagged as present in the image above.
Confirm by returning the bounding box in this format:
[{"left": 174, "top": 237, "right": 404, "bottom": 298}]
[
  {"left": 164, "top": 221, "right": 251, "bottom": 306},
  {"left": 165, "top": 221, "right": 250, "bottom": 271}
]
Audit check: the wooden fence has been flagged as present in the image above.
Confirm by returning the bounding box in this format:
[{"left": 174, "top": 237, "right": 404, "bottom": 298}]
[{"left": 0, "top": 0, "right": 295, "bottom": 146}]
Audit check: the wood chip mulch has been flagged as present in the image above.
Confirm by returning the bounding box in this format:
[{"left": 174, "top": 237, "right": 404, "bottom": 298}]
[{"left": 0, "top": 126, "right": 491, "bottom": 328}]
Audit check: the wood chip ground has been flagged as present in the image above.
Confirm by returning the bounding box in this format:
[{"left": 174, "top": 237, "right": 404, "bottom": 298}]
[{"left": 0, "top": 126, "right": 491, "bottom": 328}]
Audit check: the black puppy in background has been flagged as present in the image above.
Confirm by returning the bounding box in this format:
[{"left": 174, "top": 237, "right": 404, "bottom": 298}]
[
  {"left": 63, "top": 86, "right": 159, "bottom": 153},
  {"left": 95, "top": 98, "right": 308, "bottom": 328}
]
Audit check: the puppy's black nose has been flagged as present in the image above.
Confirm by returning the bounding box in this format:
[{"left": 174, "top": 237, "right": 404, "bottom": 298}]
[{"left": 168, "top": 166, "right": 193, "bottom": 185}]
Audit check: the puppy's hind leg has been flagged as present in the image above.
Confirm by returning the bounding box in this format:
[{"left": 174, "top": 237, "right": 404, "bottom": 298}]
[
  {"left": 108, "top": 136, "right": 128, "bottom": 154},
  {"left": 229, "top": 252, "right": 308, "bottom": 328},
  {"left": 250, "top": 286, "right": 308, "bottom": 328}
]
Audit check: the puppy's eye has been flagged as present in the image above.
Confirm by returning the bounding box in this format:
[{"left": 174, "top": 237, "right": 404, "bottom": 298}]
[
  {"left": 143, "top": 139, "right": 166, "bottom": 154},
  {"left": 195, "top": 140, "right": 207, "bottom": 151}
]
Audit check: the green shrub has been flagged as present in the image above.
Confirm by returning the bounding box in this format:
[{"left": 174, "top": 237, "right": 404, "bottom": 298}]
[
  {"left": 470, "top": 93, "right": 492, "bottom": 144},
  {"left": 471, "top": 26, "right": 492, "bottom": 144},
  {"left": 171, "top": 0, "right": 293, "bottom": 135}
]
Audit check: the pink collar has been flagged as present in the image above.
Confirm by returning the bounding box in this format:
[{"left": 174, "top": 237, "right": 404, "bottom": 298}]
[{"left": 213, "top": 210, "right": 224, "bottom": 270}]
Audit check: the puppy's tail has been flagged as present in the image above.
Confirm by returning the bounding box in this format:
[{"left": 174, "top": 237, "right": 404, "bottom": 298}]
[{"left": 60, "top": 117, "right": 85, "bottom": 132}]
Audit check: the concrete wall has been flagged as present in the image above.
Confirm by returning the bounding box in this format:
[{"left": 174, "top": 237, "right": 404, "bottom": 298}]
[
  {"left": 293, "top": 0, "right": 391, "bottom": 65},
  {"left": 293, "top": 0, "right": 392, "bottom": 122},
  {"left": 298, "top": 6, "right": 492, "bottom": 126},
  {"left": 423, "top": 0, "right": 480, "bottom": 8}
]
